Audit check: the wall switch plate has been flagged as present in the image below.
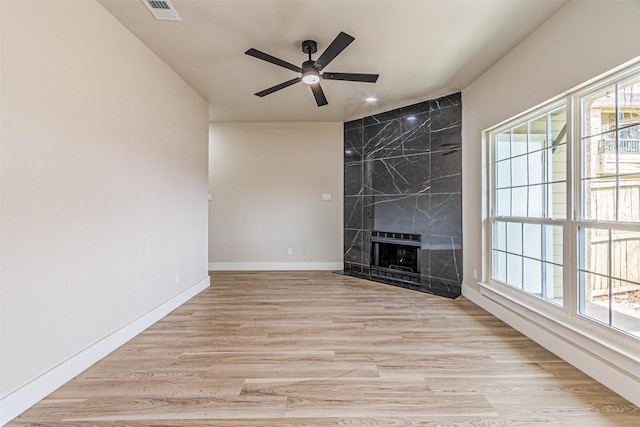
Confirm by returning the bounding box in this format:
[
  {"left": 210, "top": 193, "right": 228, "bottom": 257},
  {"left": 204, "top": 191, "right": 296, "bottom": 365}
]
[
  {"left": 287, "top": 247, "right": 293, "bottom": 255},
  {"left": 321, "top": 193, "right": 332, "bottom": 201},
  {"left": 208, "top": 193, "right": 212, "bottom": 201},
  {"left": 473, "top": 269, "right": 478, "bottom": 280}
]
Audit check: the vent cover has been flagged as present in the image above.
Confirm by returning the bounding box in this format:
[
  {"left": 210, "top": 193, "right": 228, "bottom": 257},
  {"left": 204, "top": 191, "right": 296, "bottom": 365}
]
[{"left": 143, "top": 0, "right": 181, "bottom": 21}]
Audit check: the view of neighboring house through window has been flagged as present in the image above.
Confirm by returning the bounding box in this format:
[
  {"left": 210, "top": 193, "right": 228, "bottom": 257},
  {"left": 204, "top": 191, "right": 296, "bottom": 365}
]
[
  {"left": 579, "top": 75, "right": 640, "bottom": 338},
  {"left": 488, "top": 64, "right": 640, "bottom": 340}
]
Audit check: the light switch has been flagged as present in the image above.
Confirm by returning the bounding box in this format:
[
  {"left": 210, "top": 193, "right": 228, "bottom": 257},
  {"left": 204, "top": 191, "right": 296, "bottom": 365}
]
[
  {"left": 208, "top": 193, "right": 213, "bottom": 201},
  {"left": 321, "top": 193, "right": 332, "bottom": 201}
]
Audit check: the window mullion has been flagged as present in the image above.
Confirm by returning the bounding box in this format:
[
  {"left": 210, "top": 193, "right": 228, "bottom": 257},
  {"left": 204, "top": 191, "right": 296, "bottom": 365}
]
[
  {"left": 565, "top": 95, "right": 577, "bottom": 319},
  {"left": 615, "top": 84, "right": 620, "bottom": 223}
]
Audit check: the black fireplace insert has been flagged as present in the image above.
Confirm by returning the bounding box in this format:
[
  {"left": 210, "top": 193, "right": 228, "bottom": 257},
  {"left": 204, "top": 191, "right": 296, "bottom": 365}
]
[{"left": 370, "top": 231, "right": 421, "bottom": 284}]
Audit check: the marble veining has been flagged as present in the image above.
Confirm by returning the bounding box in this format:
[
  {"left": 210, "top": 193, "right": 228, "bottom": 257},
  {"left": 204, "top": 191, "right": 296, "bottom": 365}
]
[
  {"left": 343, "top": 93, "right": 462, "bottom": 298},
  {"left": 366, "top": 154, "right": 430, "bottom": 195}
]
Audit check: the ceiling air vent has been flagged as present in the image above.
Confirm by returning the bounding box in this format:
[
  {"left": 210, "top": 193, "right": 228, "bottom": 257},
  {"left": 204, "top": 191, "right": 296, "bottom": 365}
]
[{"left": 143, "top": 0, "right": 181, "bottom": 21}]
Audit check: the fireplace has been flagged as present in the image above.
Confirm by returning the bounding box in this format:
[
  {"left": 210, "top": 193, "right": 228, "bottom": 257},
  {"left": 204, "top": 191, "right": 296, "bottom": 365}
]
[{"left": 370, "top": 231, "right": 421, "bottom": 284}]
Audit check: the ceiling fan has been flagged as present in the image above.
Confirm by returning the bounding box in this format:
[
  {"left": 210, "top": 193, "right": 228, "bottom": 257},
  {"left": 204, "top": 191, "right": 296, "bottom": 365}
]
[{"left": 245, "top": 32, "right": 379, "bottom": 107}]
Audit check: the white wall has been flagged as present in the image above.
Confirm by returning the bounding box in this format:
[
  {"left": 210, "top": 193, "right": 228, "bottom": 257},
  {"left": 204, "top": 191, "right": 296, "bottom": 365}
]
[
  {"left": 462, "top": 0, "right": 640, "bottom": 406},
  {"left": 0, "top": 0, "right": 209, "bottom": 420},
  {"left": 209, "top": 122, "right": 343, "bottom": 270}
]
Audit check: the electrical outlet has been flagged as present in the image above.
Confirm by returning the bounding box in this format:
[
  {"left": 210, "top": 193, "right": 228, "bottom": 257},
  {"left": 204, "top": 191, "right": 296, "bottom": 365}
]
[{"left": 287, "top": 247, "right": 293, "bottom": 255}]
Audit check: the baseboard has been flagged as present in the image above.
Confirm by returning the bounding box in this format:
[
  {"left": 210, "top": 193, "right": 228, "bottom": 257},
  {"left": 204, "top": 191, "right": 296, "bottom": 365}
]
[
  {"left": 208, "top": 262, "right": 343, "bottom": 271},
  {"left": 462, "top": 282, "right": 640, "bottom": 407},
  {"left": 0, "top": 275, "right": 210, "bottom": 426}
]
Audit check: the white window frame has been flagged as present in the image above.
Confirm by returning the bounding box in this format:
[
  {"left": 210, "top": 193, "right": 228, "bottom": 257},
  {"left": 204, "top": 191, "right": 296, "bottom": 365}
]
[
  {"left": 483, "top": 61, "right": 640, "bottom": 352},
  {"left": 486, "top": 99, "right": 571, "bottom": 317},
  {"left": 573, "top": 67, "right": 640, "bottom": 339}
]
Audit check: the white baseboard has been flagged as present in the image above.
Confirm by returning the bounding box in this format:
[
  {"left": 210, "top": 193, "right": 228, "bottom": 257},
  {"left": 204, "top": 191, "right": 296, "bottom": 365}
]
[
  {"left": 208, "top": 262, "right": 343, "bottom": 271},
  {"left": 0, "top": 276, "right": 210, "bottom": 426},
  {"left": 462, "top": 282, "right": 640, "bottom": 407}
]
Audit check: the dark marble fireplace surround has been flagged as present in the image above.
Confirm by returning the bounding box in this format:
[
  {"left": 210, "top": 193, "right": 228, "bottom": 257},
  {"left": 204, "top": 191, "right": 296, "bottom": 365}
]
[{"left": 343, "top": 93, "right": 462, "bottom": 298}]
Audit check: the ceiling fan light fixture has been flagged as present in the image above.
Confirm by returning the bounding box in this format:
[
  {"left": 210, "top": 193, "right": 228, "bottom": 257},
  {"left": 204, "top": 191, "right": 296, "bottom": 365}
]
[{"left": 302, "top": 71, "right": 321, "bottom": 85}]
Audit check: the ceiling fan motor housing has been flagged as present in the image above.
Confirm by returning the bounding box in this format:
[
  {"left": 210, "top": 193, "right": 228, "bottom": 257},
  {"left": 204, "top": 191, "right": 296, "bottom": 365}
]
[{"left": 301, "top": 60, "right": 320, "bottom": 84}]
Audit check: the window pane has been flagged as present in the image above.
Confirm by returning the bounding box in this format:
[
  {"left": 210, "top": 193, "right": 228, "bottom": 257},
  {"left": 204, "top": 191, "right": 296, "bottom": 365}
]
[
  {"left": 579, "top": 271, "right": 610, "bottom": 325},
  {"left": 544, "top": 225, "right": 563, "bottom": 265},
  {"left": 545, "top": 262, "right": 563, "bottom": 306},
  {"left": 582, "top": 178, "right": 616, "bottom": 221},
  {"left": 511, "top": 156, "right": 528, "bottom": 187},
  {"left": 611, "top": 279, "right": 640, "bottom": 338},
  {"left": 618, "top": 77, "right": 640, "bottom": 129},
  {"left": 583, "top": 86, "right": 616, "bottom": 137},
  {"left": 523, "top": 223, "right": 541, "bottom": 259},
  {"left": 529, "top": 114, "right": 547, "bottom": 152},
  {"left": 511, "top": 187, "right": 527, "bottom": 217},
  {"left": 582, "top": 132, "right": 616, "bottom": 179},
  {"left": 528, "top": 151, "right": 544, "bottom": 185},
  {"left": 549, "top": 182, "right": 566, "bottom": 219},
  {"left": 512, "top": 125, "right": 528, "bottom": 157},
  {"left": 580, "top": 227, "right": 610, "bottom": 275},
  {"left": 493, "top": 220, "right": 507, "bottom": 251},
  {"left": 524, "top": 258, "right": 542, "bottom": 296},
  {"left": 618, "top": 125, "right": 640, "bottom": 157},
  {"left": 496, "top": 189, "right": 511, "bottom": 216},
  {"left": 528, "top": 184, "right": 544, "bottom": 217},
  {"left": 506, "top": 222, "right": 522, "bottom": 255},
  {"left": 507, "top": 253, "right": 523, "bottom": 289},
  {"left": 496, "top": 159, "right": 511, "bottom": 189},
  {"left": 618, "top": 177, "right": 640, "bottom": 222},
  {"left": 548, "top": 144, "right": 566, "bottom": 183},
  {"left": 496, "top": 131, "right": 511, "bottom": 161},
  {"left": 493, "top": 250, "right": 507, "bottom": 282},
  {"left": 611, "top": 230, "right": 640, "bottom": 281},
  {"left": 550, "top": 108, "right": 567, "bottom": 145}
]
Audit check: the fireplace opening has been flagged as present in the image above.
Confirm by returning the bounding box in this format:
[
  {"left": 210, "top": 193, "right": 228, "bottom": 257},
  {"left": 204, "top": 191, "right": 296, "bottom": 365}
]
[{"left": 370, "top": 231, "right": 421, "bottom": 284}]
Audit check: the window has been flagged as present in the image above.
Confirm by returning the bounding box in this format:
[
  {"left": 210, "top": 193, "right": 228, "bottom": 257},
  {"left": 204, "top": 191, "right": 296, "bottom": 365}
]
[
  {"left": 491, "top": 107, "right": 567, "bottom": 306},
  {"left": 578, "top": 75, "right": 640, "bottom": 338},
  {"left": 487, "top": 63, "right": 640, "bottom": 340}
]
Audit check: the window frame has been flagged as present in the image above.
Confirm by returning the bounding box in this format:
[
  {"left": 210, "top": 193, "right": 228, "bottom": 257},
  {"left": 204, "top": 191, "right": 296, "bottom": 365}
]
[
  {"left": 573, "top": 69, "right": 640, "bottom": 339},
  {"left": 487, "top": 99, "right": 571, "bottom": 311},
  {"left": 484, "top": 61, "right": 640, "bottom": 346}
]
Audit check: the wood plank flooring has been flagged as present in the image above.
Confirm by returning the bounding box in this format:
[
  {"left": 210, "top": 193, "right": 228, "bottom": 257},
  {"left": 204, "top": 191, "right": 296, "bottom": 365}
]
[{"left": 9, "top": 271, "right": 640, "bottom": 426}]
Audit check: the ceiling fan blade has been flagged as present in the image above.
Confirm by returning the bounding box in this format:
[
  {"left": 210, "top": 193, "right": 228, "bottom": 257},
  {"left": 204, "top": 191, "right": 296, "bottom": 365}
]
[
  {"left": 314, "top": 32, "right": 355, "bottom": 71},
  {"left": 245, "top": 48, "right": 302, "bottom": 73},
  {"left": 310, "top": 83, "right": 328, "bottom": 107},
  {"left": 255, "top": 77, "right": 302, "bottom": 97},
  {"left": 322, "top": 72, "right": 379, "bottom": 83}
]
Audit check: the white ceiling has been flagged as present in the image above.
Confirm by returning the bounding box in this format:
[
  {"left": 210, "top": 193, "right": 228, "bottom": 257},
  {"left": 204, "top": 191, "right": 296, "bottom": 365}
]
[{"left": 98, "top": 0, "right": 569, "bottom": 123}]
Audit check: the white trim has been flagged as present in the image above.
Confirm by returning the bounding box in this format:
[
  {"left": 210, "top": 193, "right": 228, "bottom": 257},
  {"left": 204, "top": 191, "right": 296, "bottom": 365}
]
[
  {"left": 208, "top": 262, "right": 343, "bottom": 271},
  {"left": 462, "top": 282, "right": 640, "bottom": 407},
  {"left": 0, "top": 276, "right": 210, "bottom": 426}
]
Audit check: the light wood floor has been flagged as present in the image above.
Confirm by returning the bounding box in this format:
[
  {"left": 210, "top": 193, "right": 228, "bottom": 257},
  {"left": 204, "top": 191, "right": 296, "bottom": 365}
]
[{"left": 9, "top": 271, "right": 640, "bottom": 426}]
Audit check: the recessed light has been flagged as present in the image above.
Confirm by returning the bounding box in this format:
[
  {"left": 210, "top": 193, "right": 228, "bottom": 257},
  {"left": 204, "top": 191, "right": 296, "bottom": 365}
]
[{"left": 365, "top": 97, "right": 377, "bottom": 103}]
